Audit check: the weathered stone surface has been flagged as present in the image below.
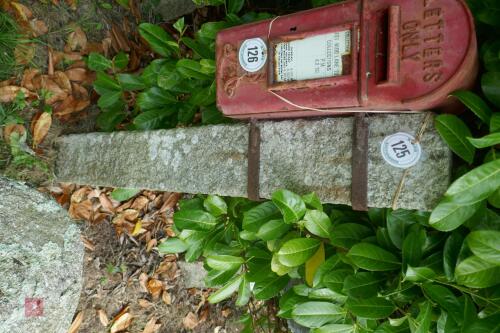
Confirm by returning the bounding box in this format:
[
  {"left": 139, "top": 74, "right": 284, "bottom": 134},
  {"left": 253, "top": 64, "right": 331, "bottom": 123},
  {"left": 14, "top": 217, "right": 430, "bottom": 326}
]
[
  {"left": 177, "top": 262, "right": 207, "bottom": 289},
  {"left": 0, "top": 177, "right": 84, "bottom": 333},
  {"left": 55, "top": 113, "right": 451, "bottom": 210},
  {"left": 155, "top": 0, "right": 198, "bottom": 21}
]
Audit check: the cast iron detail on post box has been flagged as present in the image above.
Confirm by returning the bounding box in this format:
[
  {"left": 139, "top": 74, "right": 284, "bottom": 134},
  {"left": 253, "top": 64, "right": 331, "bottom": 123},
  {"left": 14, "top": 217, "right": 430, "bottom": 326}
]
[{"left": 215, "top": 0, "right": 478, "bottom": 119}]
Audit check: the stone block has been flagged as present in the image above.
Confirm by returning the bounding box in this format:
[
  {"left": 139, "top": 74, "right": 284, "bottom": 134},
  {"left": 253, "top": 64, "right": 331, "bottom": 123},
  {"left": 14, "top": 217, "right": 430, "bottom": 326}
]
[{"left": 55, "top": 114, "right": 451, "bottom": 211}]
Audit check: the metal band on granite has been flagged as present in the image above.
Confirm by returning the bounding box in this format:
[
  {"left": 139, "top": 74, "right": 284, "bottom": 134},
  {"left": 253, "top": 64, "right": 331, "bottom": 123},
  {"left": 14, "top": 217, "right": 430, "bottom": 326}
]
[
  {"left": 247, "top": 119, "right": 261, "bottom": 201},
  {"left": 351, "top": 113, "right": 369, "bottom": 211}
]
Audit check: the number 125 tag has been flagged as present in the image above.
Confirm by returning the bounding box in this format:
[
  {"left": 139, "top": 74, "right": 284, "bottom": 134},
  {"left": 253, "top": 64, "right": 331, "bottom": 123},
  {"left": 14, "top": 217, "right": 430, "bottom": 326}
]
[{"left": 381, "top": 132, "right": 422, "bottom": 169}]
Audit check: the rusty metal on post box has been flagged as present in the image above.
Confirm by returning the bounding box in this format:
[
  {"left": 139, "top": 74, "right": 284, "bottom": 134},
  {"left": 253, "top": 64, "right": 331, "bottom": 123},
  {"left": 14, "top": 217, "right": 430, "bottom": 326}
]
[{"left": 215, "top": 0, "right": 478, "bottom": 119}]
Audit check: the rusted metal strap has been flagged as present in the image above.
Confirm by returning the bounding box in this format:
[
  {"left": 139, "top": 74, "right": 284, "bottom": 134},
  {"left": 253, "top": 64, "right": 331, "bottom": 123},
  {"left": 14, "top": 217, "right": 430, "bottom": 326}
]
[
  {"left": 247, "top": 119, "right": 261, "bottom": 201},
  {"left": 351, "top": 113, "right": 369, "bottom": 211}
]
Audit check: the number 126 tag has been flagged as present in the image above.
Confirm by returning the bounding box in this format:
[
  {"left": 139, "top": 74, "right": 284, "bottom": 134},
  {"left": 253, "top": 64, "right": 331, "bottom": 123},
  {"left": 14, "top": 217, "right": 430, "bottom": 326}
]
[
  {"left": 239, "top": 38, "right": 267, "bottom": 73},
  {"left": 381, "top": 132, "right": 422, "bottom": 169}
]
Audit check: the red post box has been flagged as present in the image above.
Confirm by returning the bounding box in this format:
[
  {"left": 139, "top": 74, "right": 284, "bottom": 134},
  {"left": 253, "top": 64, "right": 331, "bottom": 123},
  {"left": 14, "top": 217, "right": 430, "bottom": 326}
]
[{"left": 216, "top": 0, "right": 477, "bottom": 119}]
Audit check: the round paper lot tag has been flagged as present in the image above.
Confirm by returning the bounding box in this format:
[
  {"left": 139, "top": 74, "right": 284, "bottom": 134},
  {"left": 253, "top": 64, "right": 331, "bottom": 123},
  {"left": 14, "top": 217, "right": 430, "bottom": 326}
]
[
  {"left": 239, "top": 38, "right": 267, "bottom": 73},
  {"left": 381, "top": 132, "right": 422, "bottom": 169}
]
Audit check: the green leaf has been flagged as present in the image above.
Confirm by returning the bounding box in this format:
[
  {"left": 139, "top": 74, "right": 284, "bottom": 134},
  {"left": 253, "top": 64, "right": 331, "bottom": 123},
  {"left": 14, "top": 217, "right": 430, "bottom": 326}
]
[
  {"left": 312, "top": 324, "right": 354, "bottom": 333},
  {"left": 482, "top": 72, "right": 500, "bottom": 108},
  {"left": 116, "top": 74, "right": 146, "bottom": 91},
  {"left": 404, "top": 266, "right": 436, "bottom": 282},
  {"left": 304, "top": 210, "right": 332, "bottom": 238},
  {"left": 176, "top": 59, "right": 213, "bottom": 80},
  {"left": 200, "top": 59, "right": 216, "bottom": 74},
  {"left": 490, "top": 113, "right": 500, "bottom": 132},
  {"left": 323, "top": 269, "right": 353, "bottom": 293},
  {"left": 468, "top": 132, "right": 500, "bottom": 148},
  {"left": 342, "top": 272, "right": 384, "bottom": 298},
  {"left": 242, "top": 201, "right": 281, "bottom": 232},
  {"left": 347, "top": 243, "right": 401, "bottom": 271},
  {"left": 184, "top": 231, "right": 208, "bottom": 262},
  {"left": 227, "top": 0, "right": 244, "bottom": 13},
  {"left": 451, "top": 91, "right": 492, "bottom": 124},
  {"left": 139, "top": 23, "right": 176, "bottom": 57},
  {"left": 87, "top": 52, "right": 113, "bottom": 71},
  {"left": 313, "top": 255, "right": 346, "bottom": 288},
  {"left": 157, "top": 238, "right": 188, "bottom": 254},
  {"left": 303, "top": 192, "right": 323, "bottom": 211},
  {"left": 181, "top": 37, "right": 214, "bottom": 59},
  {"left": 272, "top": 189, "right": 307, "bottom": 224},
  {"left": 412, "top": 301, "right": 432, "bottom": 333},
  {"left": 208, "top": 274, "right": 243, "bottom": 303},
  {"left": 253, "top": 272, "right": 290, "bottom": 300},
  {"left": 455, "top": 255, "right": 500, "bottom": 288},
  {"left": 435, "top": 114, "right": 475, "bottom": 164},
  {"left": 96, "top": 108, "right": 126, "bottom": 131},
  {"left": 173, "top": 209, "right": 217, "bottom": 231},
  {"left": 205, "top": 268, "right": 238, "bottom": 287},
  {"left": 345, "top": 297, "right": 395, "bottom": 319},
  {"left": 402, "top": 227, "right": 426, "bottom": 268},
  {"left": 157, "top": 66, "right": 182, "bottom": 91},
  {"left": 464, "top": 313, "right": 500, "bottom": 333},
  {"left": 443, "top": 232, "right": 465, "bottom": 281},
  {"left": 292, "top": 302, "right": 345, "bottom": 328},
  {"left": 422, "top": 284, "right": 462, "bottom": 325},
  {"left": 94, "top": 71, "right": 121, "bottom": 95},
  {"left": 136, "top": 87, "right": 176, "bottom": 111},
  {"left": 141, "top": 59, "right": 168, "bottom": 86},
  {"left": 97, "top": 90, "right": 123, "bottom": 109},
  {"left": 206, "top": 255, "right": 244, "bottom": 271},
  {"left": 203, "top": 195, "right": 227, "bottom": 217},
  {"left": 236, "top": 275, "right": 251, "bottom": 306},
  {"left": 489, "top": 188, "right": 500, "bottom": 208},
  {"left": 445, "top": 159, "right": 500, "bottom": 203},
  {"left": 173, "top": 17, "right": 185, "bottom": 34},
  {"left": 257, "top": 219, "right": 290, "bottom": 241},
  {"left": 429, "top": 199, "right": 482, "bottom": 232},
  {"left": 271, "top": 253, "right": 292, "bottom": 276},
  {"left": 330, "top": 223, "right": 373, "bottom": 249},
  {"left": 110, "top": 188, "right": 140, "bottom": 201},
  {"left": 467, "top": 230, "right": 500, "bottom": 265},
  {"left": 197, "top": 21, "right": 229, "bottom": 40},
  {"left": 133, "top": 108, "right": 175, "bottom": 130},
  {"left": 277, "top": 238, "right": 321, "bottom": 267},
  {"left": 387, "top": 209, "right": 417, "bottom": 249},
  {"left": 113, "top": 51, "right": 129, "bottom": 70}
]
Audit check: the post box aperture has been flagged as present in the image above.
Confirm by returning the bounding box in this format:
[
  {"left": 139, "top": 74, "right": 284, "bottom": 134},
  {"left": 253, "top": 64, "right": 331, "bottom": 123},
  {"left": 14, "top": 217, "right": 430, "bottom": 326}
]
[{"left": 215, "top": 0, "right": 477, "bottom": 119}]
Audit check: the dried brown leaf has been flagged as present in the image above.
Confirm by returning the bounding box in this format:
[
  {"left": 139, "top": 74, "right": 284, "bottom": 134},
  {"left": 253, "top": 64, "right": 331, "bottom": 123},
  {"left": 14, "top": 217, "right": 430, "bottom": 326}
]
[
  {"left": 3, "top": 124, "right": 25, "bottom": 144},
  {"left": 80, "top": 236, "right": 95, "bottom": 251},
  {"left": 161, "top": 290, "right": 171, "bottom": 305},
  {"left": 111, "top": 24, "right": 130, "bottom": 52},
  {"left": 146, "top": 278, "right": 163, "bottom": 300},
  {"left": 32, "top": 111, "right": 52, "bottom": 147},
  {"left": 0, "top": 86, "right": 30, "bottom": 103},
  {"left": 67, "top": 311, "right": 83, "bottom": 333},
  {"left": 142, "top": 317, "right": 160, "bottom": 333},
  {"left": 139, "top": 273, "right": 148, "bottom": 292},
  {"left": 21, "top": 68, "right": 39, "bottom": 90},
  {"left": 183, "top": 312, "right": 199, "bottom": 330},
  {"left": 53, "top": 71, "right": 72, "bottom": 93},
  {"left": 138, "top": 299, "right": 152, "bottom": 309},
  {"left": 99, "top": 193, "right": 115, "bottom": 213},
  {"left": 110, "top": 312, "right": 133, "bottom": 333},
  {"left": 98, "top": 309, "right": 109, "bottom": 327},
  {"left": 29, "top": 19, "right": 48, "bottom": 37},
  {"left": 67, "top": 26, "right": 87, "bottom": 51},
  {"left": 65, "top": 68, "right": 88, "bottom": 82},
  {"left": 11, "top": 2, "right": 32, "bottom": 22}
]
